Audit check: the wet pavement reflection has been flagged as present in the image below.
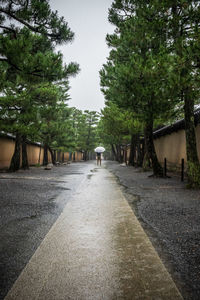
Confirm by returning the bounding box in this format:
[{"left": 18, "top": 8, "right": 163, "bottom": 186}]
[{"left": 5, "top": 164, "right": 182, "bottom": 300}]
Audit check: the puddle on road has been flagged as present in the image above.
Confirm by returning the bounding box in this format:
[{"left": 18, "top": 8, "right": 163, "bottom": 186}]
[
  {"left": 90, "top": 168, "right": 98, "bottom": 173},
  {"left": 87, "top": 168, "right": 99, "bottom": 179},
  {"left": 0, "top": 177, "right": 68, "bottom": 183},
  {"left": 67, "top": 172, "right": 84, "bottom": 175},
  {"left": 20, "top": 214, "right": 38, "bottom": 221},
  {"left": 56, "top": 187, "right": 71, "bottom": 191}
]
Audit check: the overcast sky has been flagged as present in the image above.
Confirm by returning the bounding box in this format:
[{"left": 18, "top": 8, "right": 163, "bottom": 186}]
[{"left": 49, "top": 0, "right": 114, "bottom": 112}]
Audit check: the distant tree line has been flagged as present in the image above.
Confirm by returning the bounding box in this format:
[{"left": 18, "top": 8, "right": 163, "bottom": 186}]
[
  {"left": 70, "top": 108, "right": 100, "bottom": 161},
  {"left": 99, "top": 0, "right": 200, "bottom": 187}
]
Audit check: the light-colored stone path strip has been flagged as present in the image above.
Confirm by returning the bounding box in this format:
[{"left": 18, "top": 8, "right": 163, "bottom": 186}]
[{"left": 5, "top": 167, "right": 183, "bottom": 300}]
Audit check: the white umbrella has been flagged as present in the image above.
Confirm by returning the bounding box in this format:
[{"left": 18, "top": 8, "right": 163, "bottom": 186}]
[{"left": 94, "top": 146, "right": 105, "bottom": 153}]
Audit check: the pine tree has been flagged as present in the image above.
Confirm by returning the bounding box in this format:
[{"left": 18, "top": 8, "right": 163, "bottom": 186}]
[
  {"left": 77, "top": 110, "right": 100, "bottom": 161},
  {"left": 100, "top": 0, "right": 177, "bottom": 176},
  {"left": 99, "top": 103, "right": 130, "bottom": 163},
  {"left": 156, "top": 0, "right": 200, "bottom": 186},
  {"left": 0, "top": 1, "right": 79, "bottom": 171}
]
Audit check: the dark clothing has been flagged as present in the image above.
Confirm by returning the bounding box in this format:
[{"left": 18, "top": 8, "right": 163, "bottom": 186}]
[{"left": 96, "top": 153, "right": 101, "bottom": 166}]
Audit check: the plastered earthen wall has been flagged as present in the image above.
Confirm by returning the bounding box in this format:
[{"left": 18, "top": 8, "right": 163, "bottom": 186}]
[
  {"left": 0, "top": 138, "right": 15, "bottom": 169},
  {"left": 0, "top": 137, "right": 82, "bottom": 169},
  {"left": 154, "top": 130, "right": 187, "bottom": 166},
  {"left": 75, "top": 151, "right": 83, "bottom": 161},
  {"left": 154, "top": 124, "right": 200, "bottom": 168},
  {"left": 27, "top": 144, "right": 44, "bottom": 166}
]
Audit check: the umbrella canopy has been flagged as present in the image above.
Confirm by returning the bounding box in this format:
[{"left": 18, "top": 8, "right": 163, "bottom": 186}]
[{"left": 94, "top": 146, "right": 105, "bottom": 153}]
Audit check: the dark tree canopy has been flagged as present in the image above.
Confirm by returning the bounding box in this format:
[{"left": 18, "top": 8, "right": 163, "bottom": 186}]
[{"left": 0, "top": 0, "right": 74, "bottom": 44}]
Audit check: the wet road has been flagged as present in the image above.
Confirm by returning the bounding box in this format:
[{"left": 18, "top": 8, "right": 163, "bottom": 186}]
[
  {"left": 0, "top": 162, "right": 92, "bottom": 300},
  {"left": 3, "top": 162, "right": 182, "bottom": 300}
]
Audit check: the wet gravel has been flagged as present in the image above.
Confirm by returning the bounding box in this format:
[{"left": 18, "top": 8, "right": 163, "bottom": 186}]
[
  {"left": 105, "top": 161, "right": 200, "bottom": 300},
  {"left": 0, "top": 162, "right": 92, "bottom": 300}
]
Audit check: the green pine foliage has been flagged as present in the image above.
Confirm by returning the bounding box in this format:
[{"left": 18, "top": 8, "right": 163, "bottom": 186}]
[
  {"left": 71, "top": 109, "right": 100, "bottom": 161},
  {"left": 0, "top": 0, "right": 80, "bottom": 170},
  {"left": 97, "top": 103, "right": 132, "bottom": 162},
  {"left": 0, "top": 0, "right": 74, "bottom": 44},
  {"left": 100, "top": 0, "right": 200, "bottom": 184}
]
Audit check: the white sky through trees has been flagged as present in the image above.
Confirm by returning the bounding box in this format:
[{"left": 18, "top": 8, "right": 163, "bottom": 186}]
[{"left": 49, "top": 0, "right": 114, "bottom": 112}]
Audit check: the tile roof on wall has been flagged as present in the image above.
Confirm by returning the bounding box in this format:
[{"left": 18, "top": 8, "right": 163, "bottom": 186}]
[{"left": 153, "top": 109, "right": 200, "bottom": 139}]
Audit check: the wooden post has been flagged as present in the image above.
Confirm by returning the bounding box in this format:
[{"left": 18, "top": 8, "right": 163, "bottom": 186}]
[{"left": 181, "top": 158, "right": 184, "bottom": 182}]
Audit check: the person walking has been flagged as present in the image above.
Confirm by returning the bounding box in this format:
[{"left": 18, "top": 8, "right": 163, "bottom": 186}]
[
  {"left": 95, "top": 146, "right": 105, "bottom": 166},
  {"left": 96, "top": 152, "right": 101, "bottom": 166}
]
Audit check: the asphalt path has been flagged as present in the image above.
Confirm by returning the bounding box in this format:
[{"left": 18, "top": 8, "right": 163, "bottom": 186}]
[{"left": 0, "top": 162, "right": 93, "bottom": 300}]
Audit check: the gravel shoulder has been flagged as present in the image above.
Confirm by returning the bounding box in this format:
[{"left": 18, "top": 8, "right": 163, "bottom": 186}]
[{"left": 105, "top": 161, "right": 200, "bottom": 300}]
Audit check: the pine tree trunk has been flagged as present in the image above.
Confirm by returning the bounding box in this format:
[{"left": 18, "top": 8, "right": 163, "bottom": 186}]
[
  {"left": 144, "top": 120, "right": 163, "bottom": 176},
  {"left": 136, "top": 138, "right": 144, "bottom": 167},
  {"left": 124, "top": 145, "right": 128, "bottom": 165},
  {"left": 184, "top": 89, "right": 200, "bottom": 187},
  {"left": 56, "top": 150, "right": 60, "bottom": 162},
  {"left": 143, "top": 129, "right": 151, "bottom": 171},
  {"left": 59, "top": 150, "right": 62, "bottom": 162},
  {"left": 120, "top": 147, "right": 124, "bottom": 163},
  {"left": 116, "top": 145, "right": 120, "bottom": 162},
  {"left": 84, "top": 151, "right": 88, "bottom": 161},
  {"left": 135, "top": 134, "right": 142, "bottom": 167},
  {"left": 22, "top": 136, "right": 29, "bottom": 170},
  {"left": 69, "top": 152, "right": 72, "bottom": 161},
  {"left": 9, "top": 133, "right": 21, "bottom": 172},
  {"left": 73, "top": 152, "right": 76, "bottom": 161},
  {"left": 54, "top": 150, "right": 57, "bottom": 162},
  {"left": 49, "top": 147, "right": 56, "bottom": 165},
  {"left": 116, "top": 145, "right": 123, "bottom": 163},
  {"left": 111, "top": 144, "right": 117, "bottom": 161},
  {"left": 43, "top": 144, "right": 49, "bottom": 166},
  {"left": 129, "top": 134, "right": 135, "bottom": 166}
]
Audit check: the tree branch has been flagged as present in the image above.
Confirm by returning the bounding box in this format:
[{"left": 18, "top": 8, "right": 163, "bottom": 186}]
[
  {"left": 0, "top": 57, "right": 22, "bottom": 71},
  {"left": 0, "top": 8, "right": 61, "bottom": 39},
  {"left": 0, "top": 25, "right": 17, "bottom": 36}
]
